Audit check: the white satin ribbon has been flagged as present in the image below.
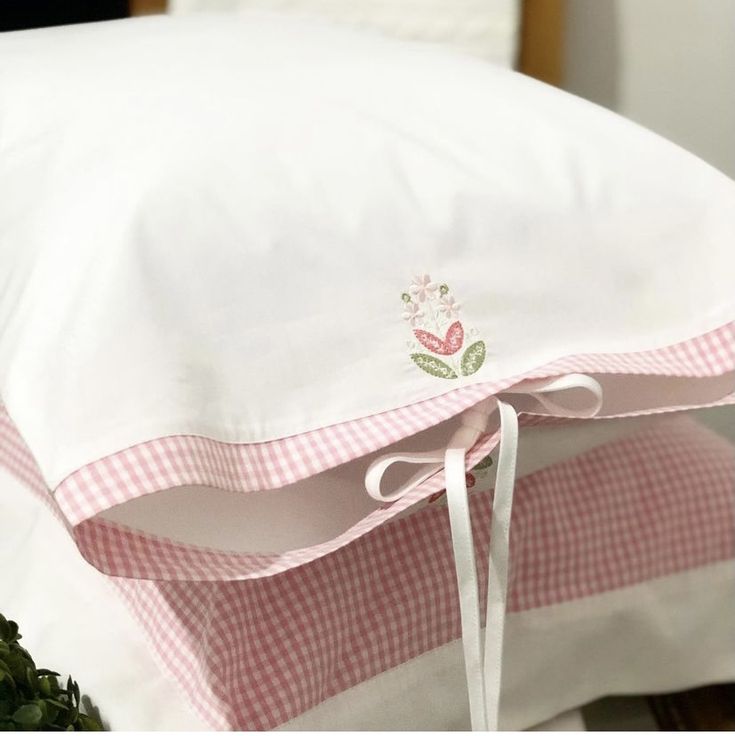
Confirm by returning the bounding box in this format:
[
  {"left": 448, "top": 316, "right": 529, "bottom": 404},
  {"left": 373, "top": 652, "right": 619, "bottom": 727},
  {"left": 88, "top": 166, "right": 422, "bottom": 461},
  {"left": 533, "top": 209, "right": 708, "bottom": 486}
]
[{"left": 365, "top": 374, "right": 603, "bottom": 731}]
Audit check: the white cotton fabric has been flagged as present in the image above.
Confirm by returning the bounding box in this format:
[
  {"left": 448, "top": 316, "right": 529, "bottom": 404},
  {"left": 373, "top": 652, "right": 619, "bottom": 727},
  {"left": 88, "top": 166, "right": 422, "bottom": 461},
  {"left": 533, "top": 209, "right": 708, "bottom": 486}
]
[
  {"left": 0, "top": 467, "right": 210, "bottom": 731},
  {"left": 101, "top": 413, "right": 659, "bottom": 553},
  {"left": 1, "top": 13, "right": 735, "bottom": 487},
  {"left": 168, "top": 0, "right": 520, "bottom": 67}
]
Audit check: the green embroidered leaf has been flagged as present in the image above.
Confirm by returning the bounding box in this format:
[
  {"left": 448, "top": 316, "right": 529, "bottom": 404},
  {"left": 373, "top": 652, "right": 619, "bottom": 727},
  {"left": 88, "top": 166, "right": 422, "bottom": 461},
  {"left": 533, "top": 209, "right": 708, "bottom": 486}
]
[
  {"left": 472, "top": 454, "right": 494, "bottom": 471},
  {"left": 461, "top": 341, "right": 486, "bottom": 376},
  {"left": 411, "top": 353, "right": 458, "bottom": 379}
]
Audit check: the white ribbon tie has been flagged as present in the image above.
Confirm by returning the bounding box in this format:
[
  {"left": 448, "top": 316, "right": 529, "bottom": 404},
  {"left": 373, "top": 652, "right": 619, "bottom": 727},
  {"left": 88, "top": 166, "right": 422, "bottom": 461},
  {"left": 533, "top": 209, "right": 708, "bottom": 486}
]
[{"left": 365, "top": 374, "right": 604, "bottom": 731}]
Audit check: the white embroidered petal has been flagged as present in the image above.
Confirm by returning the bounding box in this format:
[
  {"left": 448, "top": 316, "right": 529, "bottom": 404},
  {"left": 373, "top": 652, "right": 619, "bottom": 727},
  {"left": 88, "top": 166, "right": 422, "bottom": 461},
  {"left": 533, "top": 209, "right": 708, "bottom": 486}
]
[
  {"left": 439, "top": 295, "right": 461, "bottom": 318},
  {"left": 403, "top": 303, "right": 424, "bottom": 323}
]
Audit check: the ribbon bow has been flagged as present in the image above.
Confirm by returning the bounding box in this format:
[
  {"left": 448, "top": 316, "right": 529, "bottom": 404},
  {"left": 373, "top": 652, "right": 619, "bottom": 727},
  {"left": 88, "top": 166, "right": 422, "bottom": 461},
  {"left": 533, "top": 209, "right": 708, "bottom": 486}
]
[{"left": 365, "top": 374, "right": 604, "bottom": 731}]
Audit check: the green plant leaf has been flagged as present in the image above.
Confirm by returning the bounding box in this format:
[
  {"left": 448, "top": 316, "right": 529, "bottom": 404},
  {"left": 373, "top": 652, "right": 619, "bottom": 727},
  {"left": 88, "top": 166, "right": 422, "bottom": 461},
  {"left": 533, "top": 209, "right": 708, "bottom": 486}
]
[
  {"left": 39, "top": 677, "right": 52, "bottom": 697},
  {"left": 47, "top": 703, "right": 61, "bottom": 723},
  {"left": 25, "top": 666, "right": 37, "bottom": 691},
  {"left": 7, "top": 623, "right": 17, "bottom": 645},
  {"left": 78, "top": 714, "right": 103, "bottom": 731},
  {"left": 46, "top": 699, "right": 69, "bottom": 712},
  {"left": 36, "top": 670, "right": 59, "bottom": 678},
  {"left": 0, "top": 661, "right": 13, "bottom": 691},
  {"left": 410, "top": 353, "right": 458, "bottom": 379},
  {"left": 7, "top": 651, "right": 26, "bottom": 680},
  {"left": 0, "top": 614, "right": 104, "bottom": 730},
  {"left": 460, "top": 341, "right": 486, "bottom": 376},
  {"left": 12, "top": 704, "right": 43, "bottom": 726}
]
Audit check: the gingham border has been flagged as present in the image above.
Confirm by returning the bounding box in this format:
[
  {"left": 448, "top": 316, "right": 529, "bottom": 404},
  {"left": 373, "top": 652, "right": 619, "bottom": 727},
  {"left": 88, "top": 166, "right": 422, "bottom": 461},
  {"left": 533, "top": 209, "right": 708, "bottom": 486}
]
[
  {"left": 4, "top": 412, "right": 733, "bottom": 730},
  {"left": 51, "top": 320, "right": 735, "bottom": 528}
]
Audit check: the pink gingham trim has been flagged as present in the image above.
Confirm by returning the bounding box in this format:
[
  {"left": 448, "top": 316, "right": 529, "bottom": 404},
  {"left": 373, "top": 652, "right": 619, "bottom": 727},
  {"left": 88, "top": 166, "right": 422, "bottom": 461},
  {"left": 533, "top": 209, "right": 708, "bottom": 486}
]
[
  {"left": 52, "top": 321, "right": 735, "bottom": 529},
  {"left": 3, "top": 414, "right": 733, "bottom": 730}
]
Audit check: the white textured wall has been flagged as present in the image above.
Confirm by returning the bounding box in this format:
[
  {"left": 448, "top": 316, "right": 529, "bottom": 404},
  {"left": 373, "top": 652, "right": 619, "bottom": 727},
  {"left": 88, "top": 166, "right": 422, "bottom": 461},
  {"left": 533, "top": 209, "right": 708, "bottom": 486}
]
[{"left": 563, "top": 0, "right": 735, "bottom": 179}]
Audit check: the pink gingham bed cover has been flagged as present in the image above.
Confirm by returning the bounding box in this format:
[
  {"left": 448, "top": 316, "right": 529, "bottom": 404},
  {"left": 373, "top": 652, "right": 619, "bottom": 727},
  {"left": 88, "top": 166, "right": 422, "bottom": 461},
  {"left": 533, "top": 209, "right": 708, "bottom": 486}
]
[{"left": 2, "top": 409, "right": 733, "bottom": 729}]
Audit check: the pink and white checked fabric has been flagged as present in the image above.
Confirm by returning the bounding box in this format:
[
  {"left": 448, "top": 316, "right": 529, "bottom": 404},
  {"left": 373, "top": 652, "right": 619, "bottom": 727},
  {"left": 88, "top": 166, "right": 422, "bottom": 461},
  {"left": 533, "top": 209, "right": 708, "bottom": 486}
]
[
  {"left": 2, "top": 413, "right": 733, "bottom": 730},
  {"left": 49, "top": 320, "right": 735, "bottom": 533}
]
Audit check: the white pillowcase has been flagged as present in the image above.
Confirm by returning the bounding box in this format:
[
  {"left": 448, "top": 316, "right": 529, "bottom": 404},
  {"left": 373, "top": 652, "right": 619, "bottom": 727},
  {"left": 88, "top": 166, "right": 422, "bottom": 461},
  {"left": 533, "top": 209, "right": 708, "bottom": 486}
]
[
  {"left": 1, "top": 13, "right": 734, "bottom": 493},
  {"left": 100, "top": 415, "right": 659, "bottom": 554},
  {"left": 2, "top": 18, "right": 734, "bottom": 735}
]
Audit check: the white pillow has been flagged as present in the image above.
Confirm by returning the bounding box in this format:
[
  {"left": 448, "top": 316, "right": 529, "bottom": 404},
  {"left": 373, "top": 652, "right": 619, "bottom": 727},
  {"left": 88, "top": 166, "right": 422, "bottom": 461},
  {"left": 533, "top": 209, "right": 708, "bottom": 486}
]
[
  {"left": 100, "top": 414, "right": 660, "bottom": 553},
  {"left": 1, "top": 12, "right": 734, "bottom": 508},
  {"left": 168, "top": 0, "right": 521, "bottom": 67},
  {"left": 3, "top": 17, "right": 734, "bottom": 731}
]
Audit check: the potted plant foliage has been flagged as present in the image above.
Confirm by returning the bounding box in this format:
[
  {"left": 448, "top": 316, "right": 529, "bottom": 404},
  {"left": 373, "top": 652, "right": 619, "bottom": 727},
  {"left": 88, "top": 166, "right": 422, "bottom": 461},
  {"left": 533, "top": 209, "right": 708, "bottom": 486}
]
[{"left": 0, "top": 613, "right": 103, "bottom": 731}]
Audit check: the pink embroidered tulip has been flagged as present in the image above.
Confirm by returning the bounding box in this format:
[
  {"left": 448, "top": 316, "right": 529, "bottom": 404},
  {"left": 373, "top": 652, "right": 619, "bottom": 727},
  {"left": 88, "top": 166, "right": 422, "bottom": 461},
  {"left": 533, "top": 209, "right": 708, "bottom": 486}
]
[{"left": 414, "top": 321, "right": 464, "bottom": 355}]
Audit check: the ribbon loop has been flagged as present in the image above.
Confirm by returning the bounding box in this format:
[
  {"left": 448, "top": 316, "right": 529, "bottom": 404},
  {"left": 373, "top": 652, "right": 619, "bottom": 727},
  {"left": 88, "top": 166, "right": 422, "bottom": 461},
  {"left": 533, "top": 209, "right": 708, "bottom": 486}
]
[
  {"left": 365, "top": 397, "right": 497, "bottom": 503},
  {"left": 364, "top": 374, "right": 603, "bottom": 731},
  {"left": 364, "top": 450, "right": 446, "bottom": 503},
  {"left": 502, "top": 372, "right": 604, "bottom": 418}
]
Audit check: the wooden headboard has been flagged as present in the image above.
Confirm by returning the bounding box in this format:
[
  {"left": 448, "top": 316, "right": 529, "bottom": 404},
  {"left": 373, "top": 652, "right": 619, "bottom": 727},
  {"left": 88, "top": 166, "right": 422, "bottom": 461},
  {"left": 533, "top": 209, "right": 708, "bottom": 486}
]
[
  {"left": 519, "top": 0, "right": 565, "bottom": 86},
  {"left": 130, "top": 0, "right": 565, "bottom": 86}
]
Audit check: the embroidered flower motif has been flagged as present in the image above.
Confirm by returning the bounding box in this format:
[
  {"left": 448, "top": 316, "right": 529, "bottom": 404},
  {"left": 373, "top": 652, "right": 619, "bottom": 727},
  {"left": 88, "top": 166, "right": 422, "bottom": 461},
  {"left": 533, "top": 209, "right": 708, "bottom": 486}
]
[
  {"left": 409, "top": 274, "right": 439, "bottom": 303},
  {"left": 414, "top": 321, "right": 464, "bottom": 356},
  {"left": 401, "top": 276, "right": 486, "bottom": 380},
  {"left": 402, "top": 302, "right": 424, "bottom": 327},
  {"left": 439, "top": 295, "right": 461, "bottom": 320}
]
